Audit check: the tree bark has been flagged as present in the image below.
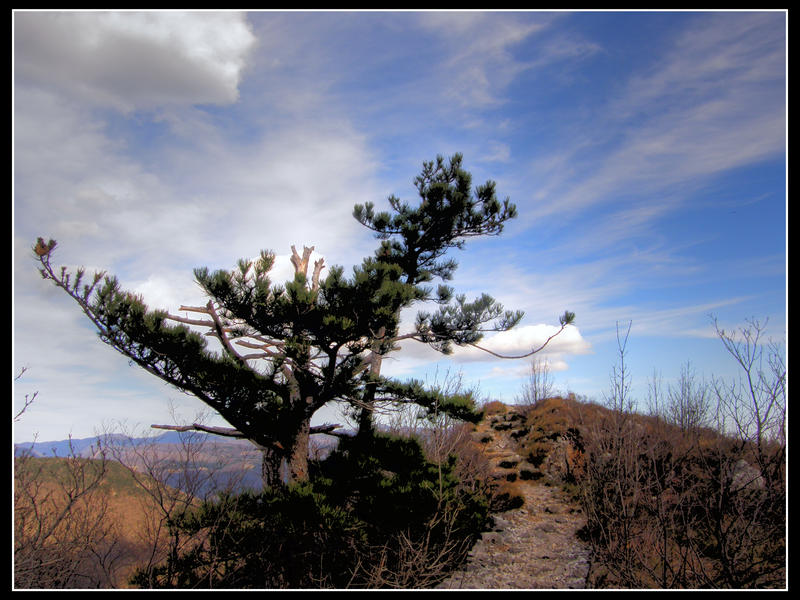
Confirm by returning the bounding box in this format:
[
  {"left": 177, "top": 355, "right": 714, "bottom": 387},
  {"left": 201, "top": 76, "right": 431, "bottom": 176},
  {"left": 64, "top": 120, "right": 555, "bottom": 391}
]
[
  {"left": 288, "top": 417, "right": 312, "bottom": 483},
  {"left": 260, "top": 444, "right": 286, "bottom": 489},
  {"left": 259, "top": 415, "right": 312, "bottom": 488},
  {"left": 261, "top": 446, "right": 286, "bottom": 490},
  {"left": 357, "top": 326, "right": 386, "bottom": 440}
]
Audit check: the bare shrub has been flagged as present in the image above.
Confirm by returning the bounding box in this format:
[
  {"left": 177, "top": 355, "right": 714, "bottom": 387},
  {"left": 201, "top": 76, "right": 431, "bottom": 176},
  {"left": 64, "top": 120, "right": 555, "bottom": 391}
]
[
  {"left": 516, "top": 357, "right": 554, "bottom": 407},
  {"left": 14, "top": 370, "right": 130, "bottom": 588},
  {"left": 351, "top": 500, "right": 480, "bottom": 589},
  {"left": 574, "top": 318, "right": 786, "bottom": 589},
  {"left": 102, "top": 410, "right": 255, "bottom": 587},
  {"left": 14, "top": 438, "right": 127, "bottom": 588},
  {"left": 665, "top": 362, "right": 713, "bottom": 432}
]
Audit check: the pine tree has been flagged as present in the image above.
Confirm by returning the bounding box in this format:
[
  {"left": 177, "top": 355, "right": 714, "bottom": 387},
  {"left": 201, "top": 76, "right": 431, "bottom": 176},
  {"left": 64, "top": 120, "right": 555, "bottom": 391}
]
[
  {"left": 33, "top": 154, "right": 573, "bottom": 489},
  {"left": 352, "top": 153, "right": 575, "bottom": 436}
]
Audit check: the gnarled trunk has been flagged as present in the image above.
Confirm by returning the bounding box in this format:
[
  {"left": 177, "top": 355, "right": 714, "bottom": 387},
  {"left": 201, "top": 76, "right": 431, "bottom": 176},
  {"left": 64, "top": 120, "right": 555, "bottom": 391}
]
[
  {"left": 260, "top": 444, "right": 286, "bottom": 489},
  {"left": 259, "top": 414, "right": 313, "bottom": 489},
  {"left": 287, "top": 417, "right": 311, "bottom": 483},
  {"left": 357, "top": 326, "right": 386, "bottom": 440}
]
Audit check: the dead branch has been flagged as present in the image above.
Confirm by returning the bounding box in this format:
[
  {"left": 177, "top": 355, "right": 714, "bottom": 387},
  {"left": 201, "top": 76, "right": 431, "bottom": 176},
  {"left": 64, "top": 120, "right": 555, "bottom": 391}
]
[
  {"left": 467, "top": 323, "right": 568, "bottom": 360},
  {"left": 151, "top": 422, "right": 343, "bottom": 438},
  {"left": 290, "top": 245, "right": 314, "bottom": 278},
  {"left": 150, "top": 423, "right": 247, "bottom": 439}
]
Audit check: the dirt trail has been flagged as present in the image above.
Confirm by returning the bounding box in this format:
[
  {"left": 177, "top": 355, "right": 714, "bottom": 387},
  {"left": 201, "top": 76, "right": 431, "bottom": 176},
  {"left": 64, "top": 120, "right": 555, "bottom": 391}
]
[
  {"left": 437, "top": 406, "right": 592, "bottom": 590},
  {"left": 437, "top": 480, "right": 590, "bottom": 589}
]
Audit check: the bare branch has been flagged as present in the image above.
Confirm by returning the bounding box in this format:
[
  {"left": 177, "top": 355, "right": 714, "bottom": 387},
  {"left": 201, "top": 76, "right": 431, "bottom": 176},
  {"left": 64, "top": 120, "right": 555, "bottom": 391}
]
[
  {"left": 466, "top": 323, "right": 567, "bottom": 360},
  {"left": 164, "top": 313, "right": 215, "bottom": 328},
  {"left": 201, "top": 300, "right": 254, "bottom": 369},
  {"left": 312, "top": 258, "right": 326, "bottom": 292},
  {"left": 309, "top": 423, "right": 344, "bottom": 435},
  {"left": 176, "top": 304, "right": 213, "bottom": 314},
  {"left": 151, "top": 423, "right": 247, "bottom": 438}
]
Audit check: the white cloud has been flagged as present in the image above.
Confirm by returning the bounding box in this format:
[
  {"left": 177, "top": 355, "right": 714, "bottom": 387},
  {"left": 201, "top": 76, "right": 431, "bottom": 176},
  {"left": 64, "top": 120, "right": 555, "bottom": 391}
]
[
  {"left": 487, "top": 356, "right": 570, "bottom": 381},
  {"left": 451, "top": 324, "right": 591, "bottom": 363},
  {"left": 14, "top": 11, "right": 256, "bottom": 111},
  {"left": 379, "top": 322, "right": 591, "bottom": 383}
]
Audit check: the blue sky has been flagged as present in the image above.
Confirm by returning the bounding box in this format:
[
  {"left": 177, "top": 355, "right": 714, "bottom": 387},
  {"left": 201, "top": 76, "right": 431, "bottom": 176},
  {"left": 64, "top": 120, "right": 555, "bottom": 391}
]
[{"left": 13, "top": 10, "right": 786, "bottom": 443}]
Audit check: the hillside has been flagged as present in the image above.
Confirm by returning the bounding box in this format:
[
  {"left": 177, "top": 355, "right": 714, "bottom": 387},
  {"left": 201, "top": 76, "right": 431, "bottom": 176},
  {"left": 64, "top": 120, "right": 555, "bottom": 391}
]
[
  {"left": 14, "top": 395, "right": 785, "bottom": 589},
  {"left": 449, "top": 396, "right": 785, "bottom": 589},
  {"left": 15, "top": 430, "right": 343, "bottom": 497},
  {"left": 14, "top": 455, "right": 179, "bottom": 588}
]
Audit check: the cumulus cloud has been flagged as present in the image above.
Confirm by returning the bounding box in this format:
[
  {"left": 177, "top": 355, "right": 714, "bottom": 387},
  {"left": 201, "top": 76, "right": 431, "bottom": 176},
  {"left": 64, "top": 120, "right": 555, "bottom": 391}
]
[
  {"left": 14, "top": 11, "right": 256, "bottom": 111},
  {"left": 451, "top": 324, "right": 591, "bottom": 363}
]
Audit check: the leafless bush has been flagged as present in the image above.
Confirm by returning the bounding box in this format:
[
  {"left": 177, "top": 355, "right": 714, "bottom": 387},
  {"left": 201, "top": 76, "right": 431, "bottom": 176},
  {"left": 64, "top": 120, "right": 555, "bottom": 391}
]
[
  {"left": 710, "top": 317, "right": 786, "bottom": 450},
  {"left": 516, "top": 357, "right": 554, "bottom": 407},
  {"left": 575, "top": 318, "right": 786, "bottom": 589},
  {"left": 14, "top": 370, "right": 130, "bottom": 588},
  {"left": 351, "top": 502, "right": 478, "bottom": 589},
  {"left": 648, "top": 362, "right": 713, "bottom": 433},
  {"left": 102, "top": 410, "right": 253, "bottom": 587},
  {"left": 14, "top": 438, "right": 127, "bottom": 588}
]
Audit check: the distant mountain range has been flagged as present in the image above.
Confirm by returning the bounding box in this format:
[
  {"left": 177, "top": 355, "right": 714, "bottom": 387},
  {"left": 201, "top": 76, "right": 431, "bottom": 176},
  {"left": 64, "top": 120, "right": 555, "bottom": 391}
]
[
  {"left": 14, "top": 429, "right": 347, "bottom": 459},
  {"left": 14, "top": 430, "right": 221, "bottom": 458},
  {"left": 15, "top": 429, "right": 348, "bottom": 496}
]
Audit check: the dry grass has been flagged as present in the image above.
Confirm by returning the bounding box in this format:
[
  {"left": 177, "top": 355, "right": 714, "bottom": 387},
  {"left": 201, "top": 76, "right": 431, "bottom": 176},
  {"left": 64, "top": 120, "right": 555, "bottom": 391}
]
[{"left": 481, "top": 400, "right": 509, "bottom": 416}]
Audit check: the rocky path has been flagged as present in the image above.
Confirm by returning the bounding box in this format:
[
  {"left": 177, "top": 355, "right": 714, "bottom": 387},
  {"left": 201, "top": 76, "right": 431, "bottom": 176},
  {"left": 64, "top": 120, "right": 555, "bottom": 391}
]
[
  {"left": 436, "top": 480, "right": 591, "bottom": 589},
  {"left": 436, "top": 406, "right": 592, "bottom": 590}
]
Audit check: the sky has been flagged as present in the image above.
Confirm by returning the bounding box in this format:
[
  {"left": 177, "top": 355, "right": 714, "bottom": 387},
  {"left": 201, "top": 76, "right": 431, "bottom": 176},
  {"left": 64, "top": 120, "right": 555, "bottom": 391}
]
[{"left": 13, "top": 10, "right": 787, "bottom": 443}]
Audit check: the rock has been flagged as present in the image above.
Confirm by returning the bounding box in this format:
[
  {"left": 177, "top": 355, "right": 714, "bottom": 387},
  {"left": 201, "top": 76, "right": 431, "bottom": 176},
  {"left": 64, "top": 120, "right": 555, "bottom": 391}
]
[{"left": 731, "top": 459, "right": 765, "bottom": 491}]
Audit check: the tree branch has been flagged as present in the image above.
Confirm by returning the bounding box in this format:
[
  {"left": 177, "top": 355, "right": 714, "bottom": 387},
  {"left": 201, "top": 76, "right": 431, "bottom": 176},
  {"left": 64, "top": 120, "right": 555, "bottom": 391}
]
[
  {"left": 164, "top": 313, "right": 216, "bottom": 328},
  {"left": 151, "top": 423, "right": 247, "bottom": 438},
  {"left": 290, "top": 245, "right": 314, "bottom": 278},
  {"left": 202, "top": 300, "right": 255, "bottom": 369},
  {"left": 151, "top": 422, "right": 344, "bottom": 437},
  {"left": 467, "top": 323, "right": 568, "bottom": 359},
  {"left": 311, "top": 258, "right": 326, "bottom": 292}
]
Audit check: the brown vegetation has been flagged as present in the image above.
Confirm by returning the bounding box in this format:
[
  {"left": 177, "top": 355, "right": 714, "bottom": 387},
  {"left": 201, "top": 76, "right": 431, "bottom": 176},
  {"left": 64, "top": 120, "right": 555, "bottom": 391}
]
[
  {"left": 14, "top": 449, "right": 155, "bottom": 588},
  {"left": 14, "top": 319, "right": 785, "bottom": 590},
  {"left": 570, "top": 398, "right": 785, "bottom": 588}
]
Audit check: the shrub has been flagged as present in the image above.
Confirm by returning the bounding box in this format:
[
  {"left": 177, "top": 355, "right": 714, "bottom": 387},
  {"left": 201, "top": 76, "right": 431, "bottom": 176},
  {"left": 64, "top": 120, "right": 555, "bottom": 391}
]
[
  {"left": 489, "top": 481, "right": 525, "bottom": 512},
  {"left": 131, "top": 432, "right": 491, "bottom": 589},
  {"left": 129, "top": 483, "right": 361, "bottom": 589},
  {"left": 481, "top": 400, "right": 508, "bottom": 416}
]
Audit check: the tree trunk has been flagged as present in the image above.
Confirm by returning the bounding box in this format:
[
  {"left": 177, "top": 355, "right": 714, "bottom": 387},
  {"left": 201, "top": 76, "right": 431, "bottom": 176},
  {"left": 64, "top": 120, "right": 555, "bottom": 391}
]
[
  {"left": 288, "top": 416, "right": 311, "bottom": 483},
  {"left": 259, "top": 415, "right": 313, "bottom": 489},
  {"left": 260, "top": 445, "right": 286, "bottom": 489},
  {"left": 357, "top": 326, "right": 385, "bottom": 440}
]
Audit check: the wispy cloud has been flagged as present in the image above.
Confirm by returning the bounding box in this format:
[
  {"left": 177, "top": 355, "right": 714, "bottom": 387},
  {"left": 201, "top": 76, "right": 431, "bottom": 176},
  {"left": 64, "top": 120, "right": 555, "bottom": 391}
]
[
  {"left": 526, "top": 12, "right": 785, "bottom": 226},
  {"left": 417, "top": 12, "right": 548, "bottom": 109}
]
